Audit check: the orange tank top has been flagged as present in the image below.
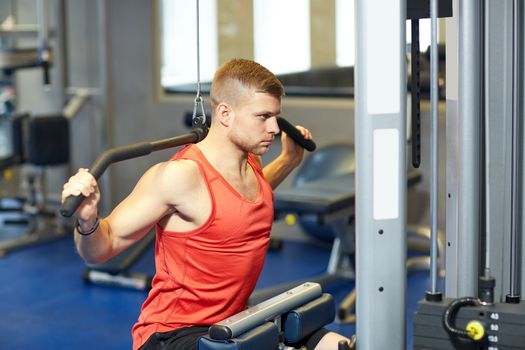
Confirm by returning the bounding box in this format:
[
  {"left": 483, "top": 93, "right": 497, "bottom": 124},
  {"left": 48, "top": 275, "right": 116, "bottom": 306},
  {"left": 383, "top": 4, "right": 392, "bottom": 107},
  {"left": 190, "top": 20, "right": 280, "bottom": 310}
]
[{"left": 132, "top": 144, "right": 274, "bottom": 350}]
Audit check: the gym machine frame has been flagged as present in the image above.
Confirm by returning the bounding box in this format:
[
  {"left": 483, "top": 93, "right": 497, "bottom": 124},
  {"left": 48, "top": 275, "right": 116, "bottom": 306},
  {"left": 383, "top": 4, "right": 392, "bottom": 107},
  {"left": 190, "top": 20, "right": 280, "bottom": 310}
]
[
  {"left": 354, "top": 0, "right": 453, "bottom": 348},
  {"left": 357, "top": 0, "right": 525, "bottom": 348},
  {"left": 413, "top": 0, "right": 525, "bottom": 349}
]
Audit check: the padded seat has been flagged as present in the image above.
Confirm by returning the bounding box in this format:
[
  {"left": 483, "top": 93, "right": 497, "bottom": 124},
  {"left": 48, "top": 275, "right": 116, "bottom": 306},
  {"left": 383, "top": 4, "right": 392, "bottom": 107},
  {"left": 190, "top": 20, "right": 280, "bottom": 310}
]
[{"left": 198, "top": 283, "right": 335, "bottom": 350}]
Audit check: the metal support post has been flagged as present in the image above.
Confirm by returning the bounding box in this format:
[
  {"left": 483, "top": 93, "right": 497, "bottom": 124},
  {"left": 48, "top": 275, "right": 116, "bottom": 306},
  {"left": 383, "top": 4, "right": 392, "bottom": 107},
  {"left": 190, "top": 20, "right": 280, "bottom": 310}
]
[{"left": 355, "top": 0, "right": 407, "bottom": 348}]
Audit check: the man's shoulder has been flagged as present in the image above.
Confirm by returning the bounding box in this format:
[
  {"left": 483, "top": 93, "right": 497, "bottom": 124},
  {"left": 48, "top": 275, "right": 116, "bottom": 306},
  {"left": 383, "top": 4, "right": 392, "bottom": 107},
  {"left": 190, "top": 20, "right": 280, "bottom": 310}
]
[
  {"left": 153, "top": 158, "right": 201, "bottom": 182},
  {"left": 138, "top": 159, "right": 204, "bottom": 204}
]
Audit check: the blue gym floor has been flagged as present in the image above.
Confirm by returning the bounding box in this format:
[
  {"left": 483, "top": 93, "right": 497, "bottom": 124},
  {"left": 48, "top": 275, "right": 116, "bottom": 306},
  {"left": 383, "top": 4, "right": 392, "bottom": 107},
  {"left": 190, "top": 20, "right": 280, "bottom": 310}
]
[{"left": 0, "top": 233, "right": 433, "bottom": 350}]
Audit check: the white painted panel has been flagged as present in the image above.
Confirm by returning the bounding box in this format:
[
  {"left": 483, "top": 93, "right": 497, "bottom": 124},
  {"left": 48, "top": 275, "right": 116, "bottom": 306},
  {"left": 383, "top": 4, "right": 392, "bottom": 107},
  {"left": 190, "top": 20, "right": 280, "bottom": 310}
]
[
  {"left": 373, "top": 128, "right": 400, "bottom": 219},
  {"left": 365, "top": 0, "right": 401, "bottom": 114}
]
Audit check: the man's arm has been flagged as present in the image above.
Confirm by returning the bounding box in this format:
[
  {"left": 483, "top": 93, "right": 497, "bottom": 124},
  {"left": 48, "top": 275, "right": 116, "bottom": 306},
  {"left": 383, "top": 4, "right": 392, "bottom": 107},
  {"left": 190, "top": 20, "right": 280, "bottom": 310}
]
[
  {"left": 263, "top": 125, "right": 312, "bottom": 189},
  {"left": 63, "top": 160, "right": 199, "bottom": 264},
  {"left": 262, "top": 154, "right": 300, "bottom": 189}
]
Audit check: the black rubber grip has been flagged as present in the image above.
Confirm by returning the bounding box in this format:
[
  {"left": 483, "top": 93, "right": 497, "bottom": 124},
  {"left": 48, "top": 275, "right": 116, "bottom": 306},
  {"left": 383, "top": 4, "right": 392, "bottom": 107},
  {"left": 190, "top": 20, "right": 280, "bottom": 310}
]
[
  {"left": 276, "top": 117, "right": 316, "bottom": 152},
  {"left": 208, "top": 325, "right": 233, "bottom": 341},
  {"left": 60, "top": 129, "right": 207, "bottom": 218}
]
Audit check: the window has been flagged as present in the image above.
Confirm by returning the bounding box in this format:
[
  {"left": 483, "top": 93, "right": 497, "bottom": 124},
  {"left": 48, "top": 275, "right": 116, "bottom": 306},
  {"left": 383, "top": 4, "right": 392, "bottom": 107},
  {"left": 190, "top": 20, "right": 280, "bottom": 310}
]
[
  {"left": 160, "top": 0, "right": 218, "bottom": 88},
  {"left": 160, "top": 0, "right": 311, "bottom": 92},
  {"left": 253, "top": 0, "right": 310, "bottom": 75},
  {"left": 336, "top": 0, "right": 355, "bottom": 67},
  {"left": 160, "top": 0, "right": 437, "bottom": 96}
]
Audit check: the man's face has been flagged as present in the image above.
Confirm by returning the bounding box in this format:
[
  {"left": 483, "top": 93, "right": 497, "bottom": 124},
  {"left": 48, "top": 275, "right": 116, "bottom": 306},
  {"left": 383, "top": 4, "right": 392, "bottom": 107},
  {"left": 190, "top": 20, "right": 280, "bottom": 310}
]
[{"left": 229, "top": 91, "right": 281, "bottom": 155}]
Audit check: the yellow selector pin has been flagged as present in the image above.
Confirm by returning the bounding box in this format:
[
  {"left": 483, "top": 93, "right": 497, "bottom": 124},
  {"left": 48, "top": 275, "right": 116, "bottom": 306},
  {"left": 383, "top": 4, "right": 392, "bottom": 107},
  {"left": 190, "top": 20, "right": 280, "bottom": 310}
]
[{"left": 466, "top": 320, "right": 485, "bottom": 341}]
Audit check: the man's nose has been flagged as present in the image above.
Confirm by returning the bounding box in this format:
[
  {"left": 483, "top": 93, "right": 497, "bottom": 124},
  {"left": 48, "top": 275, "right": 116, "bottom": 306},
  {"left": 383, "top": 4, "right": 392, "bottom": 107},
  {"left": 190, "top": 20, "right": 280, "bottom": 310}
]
[{"left": 267, "top": 116, "right": 280, "bottom": 134}]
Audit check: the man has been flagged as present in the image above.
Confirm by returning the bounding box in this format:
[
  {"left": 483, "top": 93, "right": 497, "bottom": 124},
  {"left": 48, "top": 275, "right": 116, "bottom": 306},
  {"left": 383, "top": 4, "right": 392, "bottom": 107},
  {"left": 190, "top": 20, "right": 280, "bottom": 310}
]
[{"left": 62, "top": 59, "right": 350, "bottom": 350}]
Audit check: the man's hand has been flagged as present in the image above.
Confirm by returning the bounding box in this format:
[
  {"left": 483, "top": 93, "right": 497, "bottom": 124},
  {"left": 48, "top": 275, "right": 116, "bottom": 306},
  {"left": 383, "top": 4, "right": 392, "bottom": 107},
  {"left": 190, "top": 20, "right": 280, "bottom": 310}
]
[
  {"left": 280, "top": 125, "right": 313, "bottom": 168},
  {"left": 61, "top": 168, "right": 100, "bottom": 228}
]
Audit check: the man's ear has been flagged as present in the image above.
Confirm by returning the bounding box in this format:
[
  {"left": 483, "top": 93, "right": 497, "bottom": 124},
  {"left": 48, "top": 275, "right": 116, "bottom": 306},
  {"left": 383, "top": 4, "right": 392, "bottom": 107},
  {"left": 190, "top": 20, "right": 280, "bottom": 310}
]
[{"left": 216, "top": 102, "right": 232, "bottom": 127}]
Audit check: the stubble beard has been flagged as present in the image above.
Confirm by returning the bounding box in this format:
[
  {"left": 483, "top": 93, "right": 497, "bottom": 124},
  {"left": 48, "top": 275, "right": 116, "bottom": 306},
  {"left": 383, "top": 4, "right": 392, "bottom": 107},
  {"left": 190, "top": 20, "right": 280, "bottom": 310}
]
[{"left": 230, "top": 129, "right": 269, "bottom": 156}]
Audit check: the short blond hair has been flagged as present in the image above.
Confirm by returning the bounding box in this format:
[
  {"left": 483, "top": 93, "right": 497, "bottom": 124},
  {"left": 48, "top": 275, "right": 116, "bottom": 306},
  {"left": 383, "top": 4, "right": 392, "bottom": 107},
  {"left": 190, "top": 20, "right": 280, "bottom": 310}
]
[{"left": 210, "top": 59, "right": 284, "bottom": 110}]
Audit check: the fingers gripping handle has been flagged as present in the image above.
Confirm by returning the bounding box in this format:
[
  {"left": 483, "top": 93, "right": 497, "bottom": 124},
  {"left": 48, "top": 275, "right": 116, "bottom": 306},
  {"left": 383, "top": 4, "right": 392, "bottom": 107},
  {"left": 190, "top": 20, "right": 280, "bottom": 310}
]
[
  {"left": 61, "top": 195, "right": 88, "bottom": 219},
  {"left": 276, "top": 117, "right": 316, "bottom": 152}
]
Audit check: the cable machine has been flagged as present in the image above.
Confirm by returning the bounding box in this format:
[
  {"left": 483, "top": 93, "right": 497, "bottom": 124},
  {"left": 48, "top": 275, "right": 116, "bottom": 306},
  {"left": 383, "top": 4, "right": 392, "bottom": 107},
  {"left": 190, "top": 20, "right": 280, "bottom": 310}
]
[
  {"left": 355, "top": 0, "right": 525, "bottom": 348},
  {"left": 411, "top": 0, "right": 525, "bottom": 349}
]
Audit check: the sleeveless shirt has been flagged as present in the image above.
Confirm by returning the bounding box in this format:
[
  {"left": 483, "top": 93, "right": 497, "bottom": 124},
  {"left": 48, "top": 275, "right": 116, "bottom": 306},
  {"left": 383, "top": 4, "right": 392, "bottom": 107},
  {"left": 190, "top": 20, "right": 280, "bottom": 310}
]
[{"left": 132, "top": 144, "right": 274, "bottom": 350}]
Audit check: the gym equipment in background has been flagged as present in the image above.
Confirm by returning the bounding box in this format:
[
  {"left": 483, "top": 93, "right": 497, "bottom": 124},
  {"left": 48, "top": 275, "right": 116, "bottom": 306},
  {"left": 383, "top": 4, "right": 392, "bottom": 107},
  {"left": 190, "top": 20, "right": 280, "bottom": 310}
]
[
  {"left": 291, "top": 143, "right": 355, "bottom": 243},
  {"left": 413, "top": 1, "right": 525, "bottom": 348},
  {"left": 0, "top": 0, "right": 53, "bottom": 86},
  {"left": 0, "top": 0, "right": 92, "bottom": 256},
  {"left": 0, "top": 113, "right": 71, "bottom": 256}
]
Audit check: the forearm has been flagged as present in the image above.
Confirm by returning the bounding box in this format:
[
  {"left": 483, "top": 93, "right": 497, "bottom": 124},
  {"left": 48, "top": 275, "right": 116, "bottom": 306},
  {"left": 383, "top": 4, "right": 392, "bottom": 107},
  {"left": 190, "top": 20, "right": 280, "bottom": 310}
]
[
  {"left": 74, "top": 218, "right": 115, "bottom": 264},
  {"left": 67, "top": 162, "right": 172, "bottom": 265},
  {"left": 263, "top": 154, "right": 300, "bottom": 189}
]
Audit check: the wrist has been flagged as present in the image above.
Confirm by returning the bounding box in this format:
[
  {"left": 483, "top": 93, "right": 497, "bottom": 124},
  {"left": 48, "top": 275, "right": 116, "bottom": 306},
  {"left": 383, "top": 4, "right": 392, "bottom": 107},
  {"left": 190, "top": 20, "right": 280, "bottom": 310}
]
[
  {"left": 76, "top": 217, "right": 100, "bottom": 236},
  {"left": 279, "top": 153, "right": 301, "bottom": 169}
]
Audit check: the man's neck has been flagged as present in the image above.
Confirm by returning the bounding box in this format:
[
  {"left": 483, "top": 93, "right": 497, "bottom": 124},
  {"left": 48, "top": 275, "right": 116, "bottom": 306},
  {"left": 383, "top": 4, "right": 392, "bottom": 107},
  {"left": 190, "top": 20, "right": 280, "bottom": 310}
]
[{"left": 197, "top": 129, "right": 249, "bottom": 178}]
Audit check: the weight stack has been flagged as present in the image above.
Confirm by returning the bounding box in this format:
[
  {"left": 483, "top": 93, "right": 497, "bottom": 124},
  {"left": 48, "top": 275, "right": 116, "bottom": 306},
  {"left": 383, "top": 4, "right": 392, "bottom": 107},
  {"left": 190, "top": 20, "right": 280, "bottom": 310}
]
[{"left": 413, "top": 298, "right": 525, "bottom": 349}]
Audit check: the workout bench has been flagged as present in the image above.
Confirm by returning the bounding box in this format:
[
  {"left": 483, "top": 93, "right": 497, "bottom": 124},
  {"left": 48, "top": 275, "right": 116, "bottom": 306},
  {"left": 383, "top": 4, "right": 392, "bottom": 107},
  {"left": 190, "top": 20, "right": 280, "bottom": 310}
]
[{"left": 198, "top": 282, "right": 354, "bottom": 350}]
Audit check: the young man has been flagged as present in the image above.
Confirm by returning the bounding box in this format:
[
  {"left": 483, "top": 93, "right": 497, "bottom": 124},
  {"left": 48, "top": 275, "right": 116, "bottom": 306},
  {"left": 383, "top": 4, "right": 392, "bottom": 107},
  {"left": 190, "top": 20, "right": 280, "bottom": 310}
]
[{"left": 62, "top": 59, "right": 350, "bottom": 350}]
